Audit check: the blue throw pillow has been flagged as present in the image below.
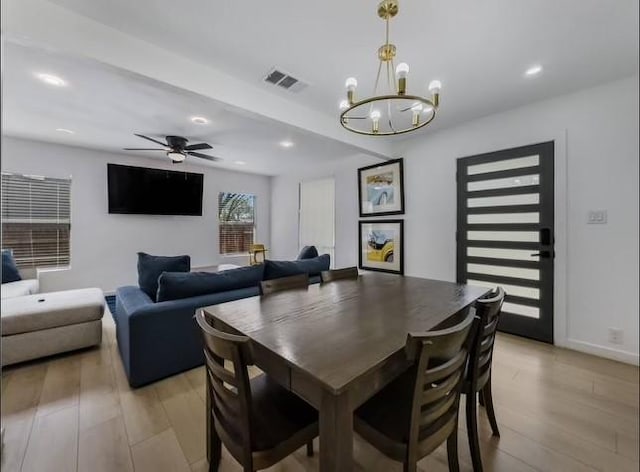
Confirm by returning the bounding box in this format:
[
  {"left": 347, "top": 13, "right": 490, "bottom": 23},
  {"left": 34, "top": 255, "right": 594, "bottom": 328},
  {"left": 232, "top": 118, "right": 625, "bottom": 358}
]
[
  {"left": 297, "top": 246, "right": 319, "bottom": 260},
  {"left": 137, "top": 252, "right": 190, "bottom": 300},
  {"left": 156, "top": 265, "right": 265, "bottom": 302},
  {"left": 264, "top": 254, "right": 330, "bottom": 280},
  {"left": 2, "top": 250, "right": 22, "bottom": 284}
]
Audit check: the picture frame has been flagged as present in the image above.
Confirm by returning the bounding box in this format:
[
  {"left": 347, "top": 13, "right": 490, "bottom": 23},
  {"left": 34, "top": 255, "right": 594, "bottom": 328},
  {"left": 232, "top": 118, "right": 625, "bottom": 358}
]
[
  {"left": 358, "top": 219, "right": 404, "bottom": 275},
  {"left": 357, "top": 158, "right": 405, "bottom": 217}
]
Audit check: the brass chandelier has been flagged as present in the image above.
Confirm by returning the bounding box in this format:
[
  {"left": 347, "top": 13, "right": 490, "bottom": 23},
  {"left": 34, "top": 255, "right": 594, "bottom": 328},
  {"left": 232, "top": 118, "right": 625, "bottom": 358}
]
[{"left": 339, "top": 0, "right": 441, "bottom": 136}]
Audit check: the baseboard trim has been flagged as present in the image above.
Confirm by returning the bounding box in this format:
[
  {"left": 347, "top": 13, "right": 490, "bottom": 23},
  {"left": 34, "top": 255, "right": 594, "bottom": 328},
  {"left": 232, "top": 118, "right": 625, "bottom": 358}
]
[{"left": 557, "top": 338, "right": 639, "bottom": 366}]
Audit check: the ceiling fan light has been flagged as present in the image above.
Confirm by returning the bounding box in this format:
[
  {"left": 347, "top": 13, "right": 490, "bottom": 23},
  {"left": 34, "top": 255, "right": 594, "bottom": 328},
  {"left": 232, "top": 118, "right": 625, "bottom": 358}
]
[{"left": 167, "top": 151, "right": 185, "bottom": 162}]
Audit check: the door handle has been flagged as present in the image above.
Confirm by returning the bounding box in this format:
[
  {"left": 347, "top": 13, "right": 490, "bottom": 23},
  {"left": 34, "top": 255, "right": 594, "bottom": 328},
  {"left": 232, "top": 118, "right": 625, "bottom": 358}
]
[{"left": 531, "top": 251, "right": 551, "bottom": 258}]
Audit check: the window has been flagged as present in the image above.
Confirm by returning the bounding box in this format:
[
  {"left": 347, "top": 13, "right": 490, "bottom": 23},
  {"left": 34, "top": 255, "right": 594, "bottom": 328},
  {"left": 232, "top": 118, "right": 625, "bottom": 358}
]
[
  {"left": 1, "top": 173, "right": 71, "bottom": 268},
  {"left": 218, "top": 192, "right": 256, "bottom": 255}
]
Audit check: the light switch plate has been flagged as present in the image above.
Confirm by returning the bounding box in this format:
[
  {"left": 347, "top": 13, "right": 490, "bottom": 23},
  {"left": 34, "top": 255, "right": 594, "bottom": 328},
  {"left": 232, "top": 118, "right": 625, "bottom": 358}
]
[{"left": 587, "top": 210, "right": 607, "bottom": 224}]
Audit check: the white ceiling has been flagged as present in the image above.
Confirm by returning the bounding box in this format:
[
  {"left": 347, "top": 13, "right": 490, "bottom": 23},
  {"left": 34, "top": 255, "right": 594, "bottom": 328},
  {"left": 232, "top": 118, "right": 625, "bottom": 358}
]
[
  {"left": 44, "top": 0, "right": 639, "bottom": 135},
  {"left": 2, "top": 42, "right": 366, "bottom": 175}
]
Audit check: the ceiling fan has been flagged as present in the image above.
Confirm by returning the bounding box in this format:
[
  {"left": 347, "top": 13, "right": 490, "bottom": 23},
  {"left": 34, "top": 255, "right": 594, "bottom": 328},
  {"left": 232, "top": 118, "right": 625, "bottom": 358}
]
[{"left": 124, "top": 134, "right": 222, "bottom": 163}]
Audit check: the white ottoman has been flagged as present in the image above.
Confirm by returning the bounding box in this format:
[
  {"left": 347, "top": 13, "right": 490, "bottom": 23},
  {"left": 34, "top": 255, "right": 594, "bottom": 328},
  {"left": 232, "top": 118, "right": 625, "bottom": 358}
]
[{"left": 1, "top": 288, "right": 105, "bottom": 366}]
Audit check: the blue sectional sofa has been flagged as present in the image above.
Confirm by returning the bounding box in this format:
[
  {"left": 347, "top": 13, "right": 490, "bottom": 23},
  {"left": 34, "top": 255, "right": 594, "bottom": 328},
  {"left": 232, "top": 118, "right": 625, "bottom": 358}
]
[{"left": 114, "top": 254, "right": 328, "bottom": 387}]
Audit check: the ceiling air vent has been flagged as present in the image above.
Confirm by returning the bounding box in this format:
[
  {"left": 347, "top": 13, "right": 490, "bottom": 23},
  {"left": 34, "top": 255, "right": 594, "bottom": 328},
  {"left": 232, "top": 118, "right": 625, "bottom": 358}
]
[{"left": 263, "top": 68, "right": 308, "bottom": 93}]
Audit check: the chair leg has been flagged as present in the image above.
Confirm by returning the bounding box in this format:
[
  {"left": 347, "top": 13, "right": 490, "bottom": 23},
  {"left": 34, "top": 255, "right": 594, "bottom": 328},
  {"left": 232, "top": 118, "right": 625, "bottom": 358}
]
[
  {"left": 478, "top": 389, "right": 485, "bottom": 407},
  {"left": 306, "top": 440, "right": 314, "bottom": 457},
  {"left": 209, "top": 426, "right": 221, "bottom": 472},
  {"left": 466, "top": 392, "right": 483, "bottom": 472},
  {"left": 482, "top": 379, "right": 500, "bottom": 437},
  {"left": 446, "top": 428, "right": 460, "bottom": 472},
  {"left": 403, "top": 460, "right": 417, "bottom": 472}
]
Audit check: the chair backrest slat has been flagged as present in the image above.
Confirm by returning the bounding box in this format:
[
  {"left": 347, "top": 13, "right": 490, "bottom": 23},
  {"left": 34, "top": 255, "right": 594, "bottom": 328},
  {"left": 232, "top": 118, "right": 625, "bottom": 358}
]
[
  {"left": 467, "top": 287, "right": 505, "bottom": 392},
  {"left": 404, "top": 312, "right": 475, "bottom": 461},
  {"left": 260, "top": 273, "right": 309, "bottom": 295},
  {"left": 320, "top": 267, "right": 359, "bottom": 283}
]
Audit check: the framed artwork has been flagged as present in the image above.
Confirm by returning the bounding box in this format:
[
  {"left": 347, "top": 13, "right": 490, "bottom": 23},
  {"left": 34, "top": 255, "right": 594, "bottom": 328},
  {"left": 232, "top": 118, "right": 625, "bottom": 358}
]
[
  {"left": 359, "top": 220, "right": 404, "bottom": 275},
  {"left": 357, "top": 158, "right": 404, "bottom": 217}
]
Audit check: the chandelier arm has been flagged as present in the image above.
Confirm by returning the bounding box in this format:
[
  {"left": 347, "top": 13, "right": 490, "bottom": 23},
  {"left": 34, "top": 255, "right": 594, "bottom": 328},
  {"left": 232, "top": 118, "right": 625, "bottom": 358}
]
[
  {"left": 387, "top": 98, "right": 397, "bottom": 133},
  {"left": 370, "top": 59, "right": 384, "bottom": 116},
  {"left": 391, "top": 58, "right": 398, "bottom": 94}
]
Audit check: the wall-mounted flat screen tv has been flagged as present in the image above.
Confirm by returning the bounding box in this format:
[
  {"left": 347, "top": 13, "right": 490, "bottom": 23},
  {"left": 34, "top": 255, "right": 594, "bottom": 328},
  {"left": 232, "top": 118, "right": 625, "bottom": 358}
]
[{"left": 108, "top": 163, "right": 203, "bottom": 216}]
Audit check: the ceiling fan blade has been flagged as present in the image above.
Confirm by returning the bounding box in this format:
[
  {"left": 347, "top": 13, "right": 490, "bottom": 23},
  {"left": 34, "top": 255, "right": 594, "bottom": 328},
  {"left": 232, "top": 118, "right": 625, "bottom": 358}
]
[
  {"left": 123, "top": 148, "right": 166, "bottom": 151},
  {"left": 134, "top": 133, "right": 168, "bottom": 147},
  {"left": 187, "top": 151, "right": 222, "bottom": 161},
  {"left": 185, "top": 143, "right": 213, "bottom": 151}
]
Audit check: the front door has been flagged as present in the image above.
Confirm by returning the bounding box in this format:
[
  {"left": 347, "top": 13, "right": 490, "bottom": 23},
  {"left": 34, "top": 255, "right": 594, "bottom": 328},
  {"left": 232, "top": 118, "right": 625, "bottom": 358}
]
[{"left": 456, "top": 142, "right": 554, "bottom": 343}]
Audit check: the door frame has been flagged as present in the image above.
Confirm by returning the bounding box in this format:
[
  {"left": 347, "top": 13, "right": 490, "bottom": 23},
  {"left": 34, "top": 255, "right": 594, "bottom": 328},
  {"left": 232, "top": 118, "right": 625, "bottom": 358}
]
[{"left": 456, "top": 139, "right": 565, "bottom": 344}]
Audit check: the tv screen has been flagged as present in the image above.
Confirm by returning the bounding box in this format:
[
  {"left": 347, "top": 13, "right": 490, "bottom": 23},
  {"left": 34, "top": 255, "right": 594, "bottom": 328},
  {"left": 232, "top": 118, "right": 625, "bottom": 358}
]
[{"left": 107, "top": 164, "right": 203, "bottom": 216}]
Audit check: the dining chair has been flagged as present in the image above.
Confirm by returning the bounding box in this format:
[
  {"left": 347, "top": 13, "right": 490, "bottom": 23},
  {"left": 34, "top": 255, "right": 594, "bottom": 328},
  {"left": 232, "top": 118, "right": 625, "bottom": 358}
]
[
  {"left": 259, "top": 273, "right": 309, "bottom": 295},
  {"left": 354, "top": 311, "right": 476, "bottom": 472},
  {"left": 195, "top": 310, "right": 318, "bottom": 472},
  {"left": 462, "top": 286, "right": 505, "bottom": 472},
  {"left": 320, "top": 266, "right": 359, "bottom": 283}
]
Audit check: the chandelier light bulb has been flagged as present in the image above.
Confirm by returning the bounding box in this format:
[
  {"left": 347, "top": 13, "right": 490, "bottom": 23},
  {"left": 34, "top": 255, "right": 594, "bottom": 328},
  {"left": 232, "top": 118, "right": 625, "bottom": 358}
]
[
  {"left": 396, "top": 63, "right": 409, "bottom": 95},
  {"left": 428, "top": 80, "right": 442, "bottom": 93},
  {"left": 345, "top": 77, "right": 358, "bottom": 91},
  {"left": 346, "top": 77, "right": 358, "bottom": 105},
  {"left": 395, "top": 63, "right": 410, "bottom": 79},
  {"left": 370, "top": 110, "right": 381, "bottom": 134}
]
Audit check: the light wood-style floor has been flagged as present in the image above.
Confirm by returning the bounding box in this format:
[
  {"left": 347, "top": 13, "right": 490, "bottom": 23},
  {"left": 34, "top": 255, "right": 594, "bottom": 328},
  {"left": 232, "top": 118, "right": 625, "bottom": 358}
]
[{"left": 1, "top": 312, "right": 638, "bottom": 472}]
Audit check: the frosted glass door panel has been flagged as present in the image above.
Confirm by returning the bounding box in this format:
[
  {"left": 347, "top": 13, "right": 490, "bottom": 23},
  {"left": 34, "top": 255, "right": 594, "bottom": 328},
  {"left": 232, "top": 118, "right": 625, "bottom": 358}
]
[
  {"left": 502, "top": 302, "right": 540, "bottom": 319},
  {"left": 467, "top": 247, "right": 539, "bottom": 261},
  {"left": 467, "top": 155, "right": 539, "bottom": 175},
  {"left": 467, "top": 263, "right": 539, "bottom": 280},
  {"left": 468, "top": 212, "right": 539, "bottom": 224},
  {"left": 467, "top": 174, "right": 539, "bottom": 191},
  {"left": 467, "top": 279, "right": 540, "bottom": 299},
  {"left": 467, "top": 231, "right": 539, "bottom": 242},
  {"left": 467, "top": 193, "right": 539, "bottom": 208}
]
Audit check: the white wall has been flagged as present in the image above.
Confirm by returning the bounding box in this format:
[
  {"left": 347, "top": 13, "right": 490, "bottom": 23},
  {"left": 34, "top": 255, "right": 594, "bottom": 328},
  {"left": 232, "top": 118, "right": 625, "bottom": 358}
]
[
  {"left": 1, "top": 137, "right": 271, "bottom": 294},
  {"left": 271, "top": 76, "right": 639, "bottom": 364}
]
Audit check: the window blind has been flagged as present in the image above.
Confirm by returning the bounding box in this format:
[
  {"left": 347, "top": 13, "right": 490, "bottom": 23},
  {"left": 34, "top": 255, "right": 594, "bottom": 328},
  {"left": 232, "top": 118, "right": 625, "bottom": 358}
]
[
  {"left": 1, "top": 173, "right": 71, "bottom": 268},
  {"left": 218, "top": 192, "right": 256, "bottom": 255}
]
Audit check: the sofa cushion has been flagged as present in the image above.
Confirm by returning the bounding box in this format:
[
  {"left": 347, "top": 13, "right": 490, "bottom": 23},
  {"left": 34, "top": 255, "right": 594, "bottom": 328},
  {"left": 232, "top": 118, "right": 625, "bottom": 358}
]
[
  {"left": 1, "top": 288, "right": 105, "bottom": 336},
  {"left": 2, "top": 250, "right": 22, "bottom": 284},
  {"left": 156, "top": 265, "right": 265, "bottom": 302},
  {"left": 297, "top": 246, "right": 319, "bottom": 260},
  {"left": 137, "top": 252, "right": 190, "bottom": 299},
  {"left": 264, "top": 254, "right": 330, "bottom": 280},
  {"left": 1, "top": 279, "right": 39, "bottom": 300}
]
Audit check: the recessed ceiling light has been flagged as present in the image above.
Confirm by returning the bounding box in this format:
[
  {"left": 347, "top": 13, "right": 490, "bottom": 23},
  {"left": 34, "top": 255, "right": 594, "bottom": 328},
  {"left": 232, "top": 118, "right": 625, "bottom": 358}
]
[
  {"left": 191, "top": 116, "right": 209, "bottom": 125},
  {"left": 55, "top": 128, "right": 75, "bottom": 134},
  {"left": 36, "top": 73, "right": 67, "bottom": 87},
  {"left": 524, "top": 64, "right": 543, "bottom": 77},
  {"left": 234, "top": 161, "right": 247, "bottom": 166},
  {"left": 279, "top": 140, "right": 294, "bottom": 148}
]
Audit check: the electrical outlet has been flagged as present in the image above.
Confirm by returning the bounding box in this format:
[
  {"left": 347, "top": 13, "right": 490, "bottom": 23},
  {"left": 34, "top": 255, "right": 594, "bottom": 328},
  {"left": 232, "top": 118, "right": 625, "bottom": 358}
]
[
  {"left": 587, "top": 210, "right": 607, "bottom": 224},
  {"left": 608, "top": 327, "right": 623, "bottom": 345}
]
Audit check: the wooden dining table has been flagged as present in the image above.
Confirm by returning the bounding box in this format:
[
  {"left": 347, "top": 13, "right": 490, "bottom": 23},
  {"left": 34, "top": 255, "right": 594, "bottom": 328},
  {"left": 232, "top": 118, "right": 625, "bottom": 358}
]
[{"left": 203, "top": 272, "right": 489, "bottom": 471}]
